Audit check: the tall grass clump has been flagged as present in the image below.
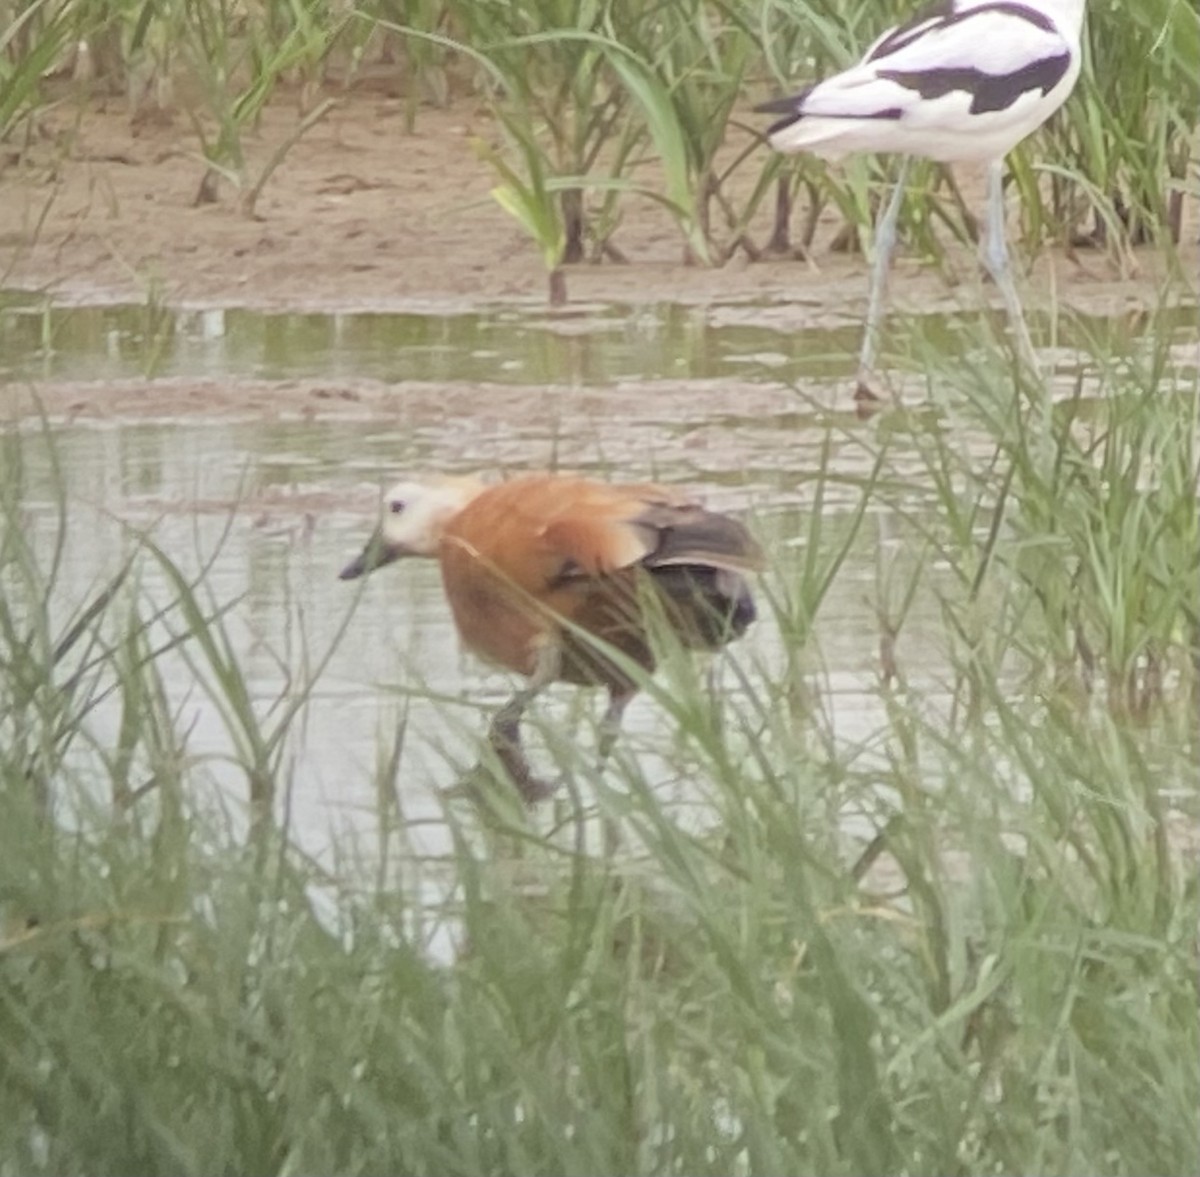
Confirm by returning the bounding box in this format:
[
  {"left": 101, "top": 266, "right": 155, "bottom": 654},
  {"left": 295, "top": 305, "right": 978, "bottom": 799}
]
[
  {"left": 0, "top": 0, "right": 78, "bottom": 142},
  {"left": 1052, "top": 0, "right": 1200, "bottom": 251},
  {"left": 894, "top": 306, "right": 1200, "bottom": 720},
  {"left": 175, "top": 0, "right": 342, "bottom": 212},
  {"left": 3, "top": 312, "right": 1198, "bottom": 1176},
  {"left": 1, "top": 0, "right": 343, "bottom": 211},
  {"left": 379, "top": 0, "right": 721, "bottom": 301}
]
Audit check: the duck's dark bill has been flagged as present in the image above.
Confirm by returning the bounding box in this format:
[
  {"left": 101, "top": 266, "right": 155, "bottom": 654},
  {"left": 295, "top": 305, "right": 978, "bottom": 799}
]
[{"left": 339, "top": 532, "right": 401, "bottom": 580}]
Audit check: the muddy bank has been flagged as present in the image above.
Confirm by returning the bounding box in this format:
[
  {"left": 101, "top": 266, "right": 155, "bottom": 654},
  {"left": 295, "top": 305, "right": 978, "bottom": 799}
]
[
  {"left": 3, "top": 96, "right": 1196, "bottom": 318},
  {"left": 7, "top": 374, "right": 825, "bottom": 429}
]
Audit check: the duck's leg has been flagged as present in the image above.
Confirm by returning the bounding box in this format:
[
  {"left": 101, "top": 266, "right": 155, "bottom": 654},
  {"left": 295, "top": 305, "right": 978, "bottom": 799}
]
[
  {"left": 856, "top": 157, "right": 910, "bottom": 400},
  {"left": 597, "top": 686, "right": 637, "bottom": 855},
  {"left": 597, "top": 687, "right": 636, "bottom": 766},
  {"left": 981, "top": 158, "right": 1041, "bottom": 380},
  {"left": 487, "top": 644, "right": 561, "bottom": 803}
]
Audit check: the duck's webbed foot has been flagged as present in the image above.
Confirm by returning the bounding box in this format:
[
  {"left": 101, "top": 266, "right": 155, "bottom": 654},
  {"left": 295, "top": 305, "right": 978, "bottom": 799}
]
[
  {"left": 479, "top": 645, "right": 563, "bottom": 805},
  {"left": 487, "top": 709, "right": 559, "bottom": 804}
]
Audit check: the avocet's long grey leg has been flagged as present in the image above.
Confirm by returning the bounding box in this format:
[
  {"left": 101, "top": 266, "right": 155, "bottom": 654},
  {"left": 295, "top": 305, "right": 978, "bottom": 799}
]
[
  {"left": 857, "top": 156, "right": 911, "bottom": 398},
  {"left": 981, "top": 158, "right": 1040, "bottom": 379}
]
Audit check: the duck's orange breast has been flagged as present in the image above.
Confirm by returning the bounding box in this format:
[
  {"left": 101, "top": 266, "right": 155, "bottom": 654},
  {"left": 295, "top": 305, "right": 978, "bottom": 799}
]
[{"left": 435, "top": 477, "right": 644, "bottom": 673}]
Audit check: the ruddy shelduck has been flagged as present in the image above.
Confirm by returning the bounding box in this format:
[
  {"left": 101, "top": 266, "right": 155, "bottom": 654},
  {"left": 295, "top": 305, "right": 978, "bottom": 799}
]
[{"left": 340, "top": 473, "right": 763, "bottom": 801}]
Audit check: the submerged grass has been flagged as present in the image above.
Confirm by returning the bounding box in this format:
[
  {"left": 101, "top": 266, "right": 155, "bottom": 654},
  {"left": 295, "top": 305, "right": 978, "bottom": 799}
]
[{"left": 1, "top": 307, "right": 1197, "bottom": 1175}]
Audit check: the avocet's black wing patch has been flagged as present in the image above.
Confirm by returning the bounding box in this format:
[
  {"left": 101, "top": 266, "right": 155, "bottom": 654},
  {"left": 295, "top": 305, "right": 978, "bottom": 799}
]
[{"left": 878, "top": 50, "right": 1071, "bottom": 115}]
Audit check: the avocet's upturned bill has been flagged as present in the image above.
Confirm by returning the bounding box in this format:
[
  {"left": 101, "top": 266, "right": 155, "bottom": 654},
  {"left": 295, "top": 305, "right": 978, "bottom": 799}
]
[{"left": 758, "top": 0, "right": 1087, "bottom": 397}]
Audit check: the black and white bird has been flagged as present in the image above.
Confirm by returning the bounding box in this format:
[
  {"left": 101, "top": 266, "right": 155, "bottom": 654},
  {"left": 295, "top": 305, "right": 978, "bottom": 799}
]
[{"left": 758, "top": 0, "right": 1087, "bottom": 396}]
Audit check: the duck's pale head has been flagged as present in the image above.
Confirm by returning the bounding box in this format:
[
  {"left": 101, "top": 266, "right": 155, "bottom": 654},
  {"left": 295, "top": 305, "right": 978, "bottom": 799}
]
[{"left": 339, "top": 475, "right": 484, "bottom": 580}]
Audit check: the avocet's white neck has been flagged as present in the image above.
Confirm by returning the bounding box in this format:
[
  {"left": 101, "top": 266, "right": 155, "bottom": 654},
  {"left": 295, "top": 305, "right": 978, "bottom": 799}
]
[{"left": 1049, "top": 0, "right": 1087, "bottom": 37}]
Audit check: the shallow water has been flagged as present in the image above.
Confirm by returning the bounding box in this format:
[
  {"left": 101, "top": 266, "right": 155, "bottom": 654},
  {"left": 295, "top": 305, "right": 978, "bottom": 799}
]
[
  {"left": 4, "top": 294, "right": 1195, "bottom": 871},
  {"left": 2, "top": 295, "right": 856, "bottom": 384},
  {"left": 14, "top": 417, "right": 936, "bottom": 868},
  {"left": 4, "top": 291, "right": 1196, "bottom": 387}
]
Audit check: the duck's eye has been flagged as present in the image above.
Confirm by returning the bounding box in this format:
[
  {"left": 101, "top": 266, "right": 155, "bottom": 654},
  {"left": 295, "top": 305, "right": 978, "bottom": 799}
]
[{"left": 389, "top": 500, "right": 406, "bottom": 515}]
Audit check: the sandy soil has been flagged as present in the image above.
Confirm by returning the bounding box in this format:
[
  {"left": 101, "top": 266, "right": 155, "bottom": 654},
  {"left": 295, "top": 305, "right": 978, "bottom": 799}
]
[{"left": 3, "top": 91, "right": 1196, "bottom": 322}]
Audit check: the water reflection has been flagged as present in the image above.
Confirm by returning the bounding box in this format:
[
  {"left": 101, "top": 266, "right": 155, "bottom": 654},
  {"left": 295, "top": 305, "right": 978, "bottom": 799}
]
[{"left": 4, "top": 293, "right": 1194, "bottom": 387}]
